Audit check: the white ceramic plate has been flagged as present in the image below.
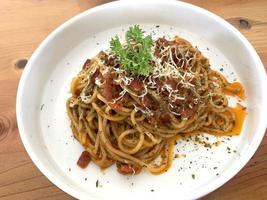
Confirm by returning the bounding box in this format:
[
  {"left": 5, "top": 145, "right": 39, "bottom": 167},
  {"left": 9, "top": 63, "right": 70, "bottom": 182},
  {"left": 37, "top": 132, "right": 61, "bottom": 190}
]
[{"left": 16, "top": 1, "right": 267, "bottom": 199}]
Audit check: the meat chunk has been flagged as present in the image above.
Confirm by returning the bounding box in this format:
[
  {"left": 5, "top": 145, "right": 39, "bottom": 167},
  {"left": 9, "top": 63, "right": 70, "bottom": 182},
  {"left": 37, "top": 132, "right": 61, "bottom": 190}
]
[
  {"left": 129, "top": 79, "right": 144, "bottom": 92},
  {"left": 146, "top": 111, "right": 171, "bottom": 125},
  {"left": 82, "top": 59, "right": 92, "bottom": 70},
  {"left": 77, "top": 151, "right": 91, "bottom": 169},
  {"left": 174, "top": 99, "right": 183, "bottom": 107},
  {"left": 159, "top": 112, "right": 171, "bottom": 123},
  {"left": 117, "top": 163, "right": 141, "bottom": 175},
  {"left": 165, "top": 78, "right": 177, "bottom": 90},
  {"left": 90, "top": 69, "right": 100, "bottom": 84},
  {"left": 102, "top": 71, "right": 122, "bottom": 102},
  {"left": 143, "top": 94, "right": 159, "bottom": 110},
  {"left": 156, "top": 37, "right": 170, "bottom": 47},
  {"left": 181, "top": 108, "right": 195, "bottom": 119}
]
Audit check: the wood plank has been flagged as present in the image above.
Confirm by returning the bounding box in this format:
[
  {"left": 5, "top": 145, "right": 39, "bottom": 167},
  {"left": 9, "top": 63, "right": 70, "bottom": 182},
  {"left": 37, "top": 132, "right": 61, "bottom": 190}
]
[{"left": 0, "top": 0, "right": 266, "bottom": 199}]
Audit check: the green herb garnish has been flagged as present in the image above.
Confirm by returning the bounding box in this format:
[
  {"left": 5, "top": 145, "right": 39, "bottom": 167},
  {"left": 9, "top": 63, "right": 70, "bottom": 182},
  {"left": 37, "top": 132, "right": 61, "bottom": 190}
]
[{"left": 110, "top": 25, "right": 153, "bottom": 76}]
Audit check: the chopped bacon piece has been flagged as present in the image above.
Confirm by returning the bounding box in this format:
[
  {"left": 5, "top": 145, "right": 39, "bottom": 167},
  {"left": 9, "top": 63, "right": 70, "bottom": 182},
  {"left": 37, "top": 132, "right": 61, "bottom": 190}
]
[
  {"left": 82, "top": 59, "right": 92, "bottom": 70},
  {"left": 154, "top": 78, "right": 163, "bottom": 88},
  {"left": 129, "top": 79, "right": 144, "bottom": 92},
  {"left": 143, "top": 95, "right": 152, "bottom": 108},
  {"left": 77, "top": 151, "right": 91, "bottom": 169},
  {"left": 98, "top": 51, "right": 116, "bottom": 67},
  {"left": 110, "top": 101, "right": 123, "bottom": 110},
  {"left": 102, "top": 73, "right": 113, "bottom": 101},
  {"left": 105, "top": 56, "right": 115, "bottom": 66},
  {"left": 98, "top": 51, "right": 108, "bottom": 61},
  {"left": 189, "top": 77, "right": 197, "bottom": 85},
  {"left": 117, "top": 163, "right": 140, "bottom": 175},
  {"left": 143, "top": 94, "right": 159, "bottom": 110},
  {"left": 156, "top": 38, "right": 170, "bottom": 47},
  {"left": 91, "top": 69, "right": 100, "bottom": 84},
  {"left": 147, "top": 112, "right": 171, "bottom": 125},
  {"left": 174, "top": 99, "right": 183, "bottom": 106},
  {"left": 146, "top": 116, "right": 157, "bottom": 125},
  {"left": 166, "top": 78, "right": 177, "bottom": 90},
  {"left": 172, "top": 39, "right": 182, "bottom": 45},
  {"left": 186, "top": 94, "right": 194, "bottom": 104},
  {"left": 119, "top": 164, "right": 134, "bottom": 174},
  {"left": 154, "top": 48, "right": 161, "bottom": 58},
  {"left": 102, "top": 72, "right": 122, "bottom": 102},
  {"left": 159, "top": 112, "right": 171, "bottom": 123},
  {"left": 181, "top": 108, "right": 195, "bottom": 119}
]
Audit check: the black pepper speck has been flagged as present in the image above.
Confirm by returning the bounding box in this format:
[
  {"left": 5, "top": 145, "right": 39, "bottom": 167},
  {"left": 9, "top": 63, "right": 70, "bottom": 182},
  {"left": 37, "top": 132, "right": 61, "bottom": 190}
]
[{"left": 191, "top": 174, "right": 195, "bottom": 179}]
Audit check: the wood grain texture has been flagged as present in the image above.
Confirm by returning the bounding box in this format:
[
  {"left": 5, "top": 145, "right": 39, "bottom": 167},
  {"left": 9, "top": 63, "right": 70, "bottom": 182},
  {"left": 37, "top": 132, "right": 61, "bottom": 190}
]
[{"left": 0, "top": 0, "right": 266, "bottom": 199}]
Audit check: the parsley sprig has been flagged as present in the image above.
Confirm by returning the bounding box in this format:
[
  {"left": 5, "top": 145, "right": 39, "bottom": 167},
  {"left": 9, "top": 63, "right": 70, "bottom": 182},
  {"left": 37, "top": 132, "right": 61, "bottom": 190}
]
[{"left": 110, "top": 25, "right": 153, "bottom": 76}]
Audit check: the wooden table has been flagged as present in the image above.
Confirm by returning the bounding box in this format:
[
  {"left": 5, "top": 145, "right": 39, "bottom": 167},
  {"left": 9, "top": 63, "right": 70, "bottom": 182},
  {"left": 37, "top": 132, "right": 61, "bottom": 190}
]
[{"left": 0, "top": 0, "right": 266, "bottom": 199}]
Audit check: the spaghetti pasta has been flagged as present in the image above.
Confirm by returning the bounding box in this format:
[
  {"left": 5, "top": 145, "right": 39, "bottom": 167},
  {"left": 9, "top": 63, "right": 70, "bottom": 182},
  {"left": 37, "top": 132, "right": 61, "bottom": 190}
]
[{"left": 66, "top": 32, "right": 245, "bottom": 175}]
